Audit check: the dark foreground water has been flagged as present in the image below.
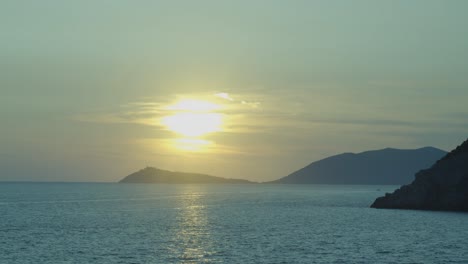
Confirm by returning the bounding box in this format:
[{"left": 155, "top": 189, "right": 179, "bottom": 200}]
[{"left": 0, "top": 183, "right": 467, "bottom": 263}]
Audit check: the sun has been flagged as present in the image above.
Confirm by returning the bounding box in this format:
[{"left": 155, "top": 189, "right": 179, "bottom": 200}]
[
  {"left": 162, "top": 112, "right": 222, "bottom": 137},
  {"left": 161, "top": 99, "right": 223, "bottom": 137}
]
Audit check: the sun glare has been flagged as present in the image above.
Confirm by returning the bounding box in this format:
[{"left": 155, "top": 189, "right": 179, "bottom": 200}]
[
  {"left": 161, "top": 99, "right": 224, "bottom": 139},
  {"left": 161, "top": 113, "right": 222, "bottom": 137}
]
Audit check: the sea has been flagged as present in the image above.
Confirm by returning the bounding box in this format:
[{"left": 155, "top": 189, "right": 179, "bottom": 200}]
[{"left": 1, "top": 183, "right": 467, "bottom": 264}]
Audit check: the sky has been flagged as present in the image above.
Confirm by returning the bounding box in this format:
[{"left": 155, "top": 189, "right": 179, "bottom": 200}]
[{"left": 1, "top": 0, "right": 468, "bottom": 182}]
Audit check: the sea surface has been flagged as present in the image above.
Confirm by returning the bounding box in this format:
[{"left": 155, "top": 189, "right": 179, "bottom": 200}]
[{"left": 0, "top": 183, "right": 467, "bottom": 263}]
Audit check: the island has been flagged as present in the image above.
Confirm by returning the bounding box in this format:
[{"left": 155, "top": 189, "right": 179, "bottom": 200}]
[
  {"left": 269, "top": 147, "right": 446, "bottom": 185},
  {"left": 371, "top": 138, "right": 468, "bottom": 212},
  {"left": 119, "top": 167, "right": 255, "bottom": 184}
]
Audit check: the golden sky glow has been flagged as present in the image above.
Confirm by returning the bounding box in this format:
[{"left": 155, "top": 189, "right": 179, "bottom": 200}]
[
  {"left": 2, "top": 1, "right": 468, "bottom": 182},
  {"left": 166, "top": 99, "right": 221, "bottom": 112},
  {"left": 172, "top": 138, "right": 213, "bottom": 152}
]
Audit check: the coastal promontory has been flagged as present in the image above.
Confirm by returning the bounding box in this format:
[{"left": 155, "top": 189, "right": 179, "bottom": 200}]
[
  {"left": 371, "top": 138, "right": 468, "bottom": 212},
  {"left": 119, "top": 167, "right": 254, "bottom": 184}
]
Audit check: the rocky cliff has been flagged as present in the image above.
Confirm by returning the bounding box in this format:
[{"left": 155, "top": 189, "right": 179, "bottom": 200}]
[{"left": 371, "top": 138, "right": 468, "bottom": 211}]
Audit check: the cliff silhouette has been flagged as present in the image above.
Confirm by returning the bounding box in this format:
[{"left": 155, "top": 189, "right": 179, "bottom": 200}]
[{"left": 371, "top": 138, "right": 468, "bottom": 211}]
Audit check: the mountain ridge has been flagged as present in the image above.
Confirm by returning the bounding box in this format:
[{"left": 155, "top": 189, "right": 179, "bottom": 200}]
[{"left": 269, "top": 147, "right": 447, "bottom": 185}]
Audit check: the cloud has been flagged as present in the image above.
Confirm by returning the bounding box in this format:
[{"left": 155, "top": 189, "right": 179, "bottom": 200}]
[
  {"left": 241, "top": 100, "right": 261, "bottom": 109},
  {"left": 214, "top": 92, "right": 234, "bottom": 101},
  {"left": 76, "top": 90, "right": 464, "bottom": 142},
  {"left": 76, "top": 92, "right": 267, "bottom": 131}
]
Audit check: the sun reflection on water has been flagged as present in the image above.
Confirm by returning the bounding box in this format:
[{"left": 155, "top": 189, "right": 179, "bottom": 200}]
[{"left": 169, "top": 186, "right": 216, "bottom": 263}]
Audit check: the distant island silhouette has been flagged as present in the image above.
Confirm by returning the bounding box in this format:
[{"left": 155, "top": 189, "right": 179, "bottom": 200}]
[
  {"left": 269, "top": 147, "right": 447, "bottom": 185},
  {"left": 119, "top": 167, "right": 255, "bottom": 184},
  {"left": 371, "top": 138, "right": 468, "bottom": 212},
  {"left": 120, "top": 146, "right": 447, "bottom": 185}
]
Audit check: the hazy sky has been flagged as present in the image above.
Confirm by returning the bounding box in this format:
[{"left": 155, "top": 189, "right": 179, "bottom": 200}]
[{"left": 2, "top": 0, "right": 468, "bottom": 182}]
